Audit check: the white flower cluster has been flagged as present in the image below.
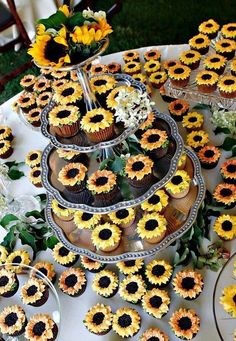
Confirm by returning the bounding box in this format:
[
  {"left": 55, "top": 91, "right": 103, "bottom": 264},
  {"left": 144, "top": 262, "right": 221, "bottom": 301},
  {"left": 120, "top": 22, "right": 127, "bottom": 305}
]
[
  {"left": 114, "top": 89, "right": 154, "bottom": 129},
  {"left": 82, "top": 8, "right": 106, "bottom": 20},
  {"left": 211, "top": 109, "right": 236, "bottom": 135}
]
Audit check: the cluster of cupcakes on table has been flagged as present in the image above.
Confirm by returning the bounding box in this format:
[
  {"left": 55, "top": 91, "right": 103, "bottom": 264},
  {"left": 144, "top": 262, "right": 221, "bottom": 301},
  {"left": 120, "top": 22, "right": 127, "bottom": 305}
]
[
  {"left": 25, "top": 149, "right": 43, "bottom": 188},
  {"left": 0, "top": 124, "right": 14, "bottom": 160}
]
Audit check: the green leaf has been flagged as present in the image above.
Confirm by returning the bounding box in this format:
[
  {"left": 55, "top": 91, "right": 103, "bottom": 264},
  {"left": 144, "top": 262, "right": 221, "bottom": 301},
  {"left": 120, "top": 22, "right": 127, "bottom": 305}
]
[
  {"left": 214, "top": 127, "right": 231, "bottom": 135},
  {"left": 231, "top": 146, "right": 236, "bottom": 157},
  {"left": 1, "top": 227, "right": 16, "bottom": 251},
  {"left": 38, "top": 11, "right": 67, "bottom": 30},
  {"left": 47, "top": 236, "right": 58, "bottom": 249},
  {"left": 219, "top": 137, "right": 236, "bottom": 151},
  {"left": 5, "top": 161, "right": 17, "bottom": 168},
  {"left": 66, "top": 12, "right": 89, "bottom": 30},
  {"left": 19, "top": 230, "right": 37, "bottom": 258},
  {"left": 8, "top": 168, "right": 24, "bottom": 180},
  {"left": 25, "top": 211, "right": 44, "bottom": 220},
  {"left": 192, "top": 103, "right": 211, "bottom": 110},
  {"left": 99, "top": 158, "right": 112, "bottom": 170},
  {"left": 110, "top": 157, "right": 125, "bottom": 174},
  {"left": 0, "top": 214, "right": 18, "bottom": 228}
]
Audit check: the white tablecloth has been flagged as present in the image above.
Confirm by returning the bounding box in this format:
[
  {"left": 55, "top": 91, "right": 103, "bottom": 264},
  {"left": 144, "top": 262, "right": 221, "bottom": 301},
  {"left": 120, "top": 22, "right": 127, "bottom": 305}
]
[{"left": 0, "top": 44, "right": 235, "bottom": 341}]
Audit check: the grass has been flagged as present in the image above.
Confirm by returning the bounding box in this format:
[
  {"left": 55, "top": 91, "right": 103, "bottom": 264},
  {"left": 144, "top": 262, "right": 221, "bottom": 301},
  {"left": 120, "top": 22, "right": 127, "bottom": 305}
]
[{"left": 1, "top": 0, "right": 235, "bottom": 104}]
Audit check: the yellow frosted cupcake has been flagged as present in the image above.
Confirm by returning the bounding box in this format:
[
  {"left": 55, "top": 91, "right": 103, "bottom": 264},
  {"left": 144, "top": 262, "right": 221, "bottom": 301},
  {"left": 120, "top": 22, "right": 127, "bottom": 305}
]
[
  {"left": 26, "top": 108, "right": 41, "bottom": 127},
  {"left": 220, "top": 284, "right": 236, "bottom": 317},
  {"left": 117, "top": 259, "right": 144, "bottom": 276},
  {"left": 0, "top": 246, "right": 8, "bottom": 264},
  {"left": 17, "top": 92, "right": 36, "bottom": 114},
  {"left": 0, "top": 140, "right": 13, "bottom": 159},
  {"left": 182, "top": 111, "right": 204, "bottom": 132},
  {"left": 215, "top": 38, "right": 236, "bottom": 60},
  {"left": 52, "top": 242, "right": 79, "bottom": 267},
  {"left": 196, "top": 70, "right": 219, "bottom": 93},
  {"left": 221, "top": 23, "right": 236, "bottom": 40},
  {"left": 198, "top": 19, "right": 220, "bottom": 39},
  {"left": 48, "top": 105, "right": 80, "bottom": 138},
  {"left": 213, "top": 183, "right": 236, "bottom": 209},
  {"left": 29, "top": 166, "right": 42, "bottom": 188},
  {"left": 149, "top": 71, "right": 168, "bottom": 88},
  {"left": 51, "top": 199, "right": 75, "bottom": 221},
  {"left": 112, "top": 307, "right": 141, "bottom": 338},
  {"left": 107, "top": 62, "right": 121, "bottom": 74},
  {"left": 53, "top": 81, "right": 83, "bottom": 105},
  {"left": 58, "top": 162, "right": 87, "bottom": 192},
  {"left": 119, "top": 274, "right": 146, "bottom": 304},
  {"left": 31, "top": 261, "right": 56, "bottom": 284},
  {"left": 90, "top": 74, "right": 117, "bottom": 104},
  {"left": 125, "top": 154, "right": 154, "bottom": 188},
  {"left": 20, "top": 74, "right": 36, "bottom": 92},
  {"left": 25, "top": 150, "right": 42, "bottom": 168},
  {"left": 179, "top": 49, "right": 201, "bottom": 70},
  {"left": 83, "top": 303, "right": 113, "bottom": 335},
  {"left": 169, "top": 308, "right": 200, "bottom": 340},
  {"left": 25, "top": 313, "right": 58, "bottom": 340},
  {"left": 165, "top": 170, "right": 191, "bottom": 198},
  {"left": 213, "top": 214, "right": 236, "bottom": 240},
  {"left": 21, "top": 278, "right": 49, "bottom": 307},
  {"left": 33, "top": 77, "right": 51, "bottom": 93},
  {"left": 123, "top": 50, "right": 140, "bottom": 63},
  {"left": 141, "top": 189, "right": 169, "bottom": 213},
  {"left": 58, "top": 267, "right": 86, "bottom": 297},
  {"left": 144, "top": 60, "right": 161, "bottom": 76},
  {"left": 140, "top": 328, "right": 169, "bottom": 341},
  {"left": 108, "top": 208, "right": 135, "bottom": 228},
  {"left": 186, "top": 130, "right": 209, "bottom": 152},
  {"left": 168, "top": 64, "right": 191, "bottom": 87},
  {"left": 142, "top": 288, "right": 170, "bottom": 318},
  {"left": 0, "top": 305, "right": 27, "bottom": 337},
  {"left": 220, "top": 159, "right": 236, "bottom": 184},
  {"left": 137, "top": 213, "right": 167, "bottom": 244},
  {"left": 198, "top": 145, "right": 221, "bottom": 169},
  {"left": 203, "top": 53, "right": 227, "bottom": 75},
  {"left": 73, "top": 211, "right": 101, "bottom": 229},
  {"left": 172, "top": 269, "right": 204, "bottom": 300},
  {"left": 168, "top": 99, "right": 189, "bottom": 122},
  {"left": 217, "top": 75, "right": 236, "bottom": 98},
  {"left": 145, "top": 259, "right": 173, "bottom": 288},
  {"left": 123, "top": 61, "right": 142, "bottom": 75},
  {"left": 91, "top": 223, "right": 121, "bottom": 252},
  {"left": 189, "top": 33, "right": 211, "bottom": 54},
  {"left": 90, "top": 63, "right": 108, "bottom": 75},
  {"left": 132, "top": 73, "right": 147, "bottom": 84},
  {"left": 0, "top": 125, "right": 13, "bottom": 142},
  {"left": 92, "top": 269, "right": 119, "bottom": 298},
  {"left": 6, "top": 249, "right": 31, "bottom": 273},
  {"left": 36, "top": 91, "right": 52, "bottom": 109},
  {"left": 144, "top": 49, "right": 161, "bottom": 62},
  {"left": 140, "top": 128, "right": 169, "bottom": 158}
]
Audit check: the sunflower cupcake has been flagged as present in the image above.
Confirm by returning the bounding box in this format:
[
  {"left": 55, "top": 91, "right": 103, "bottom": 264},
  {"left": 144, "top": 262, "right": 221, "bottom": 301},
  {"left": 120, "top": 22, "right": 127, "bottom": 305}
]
[
  {"left": 26, "top": 108, "right": 41, "bottom": 127},
  {"left": 90, "top": 63, "right": 108, "bottom": 75},
  {"left": 0, "top": 140, "right": 13, "bottom": 159},
  {"left": 57, "top": 148, "right": 89, "bottom": 167},
  {"left": 52, "top": 78, "right": 68, "bottom": 90},
  {"left": 20, "top": 74, "right": 36, "bottom": 92},
  {"left": 137, "top": 213, "right": 167, "bottom": 244},
  {"left": 29, "top": 166, "right": 42, "bottom": 188},
  {"left": 203, "top": 53, "right": 227, "bottom": 75},
  {"left": 221, "top": 23, "right": 236, "bottom": 40},
  {"left": 51, "top": 70, "right": 69, "bottom": 80},
  {"left": 84, "top": 303, "right": 113, "bottom": 335},
  {"left": 0, "top": 245, "right": 8, "bottom": 264},
  {"left": 141, "top": 189, "right": 169, "bottom": 213},
  {"left": 215, "top": 38, "right": 236, "bottom": 60},
  {"left": 168, "top": 99, "right": 189, "bottom": 121},
  {"left": 198, "top": 145, "right": 221, "bottom": 169},
  {"left": 33, "top": 78, "right": 51, "bottom": 93},
  {"left": 80, "top": 108, "right": 114, "bottom": 142},
  {"left": 48, "top": 104, "right": 80, "bottom": 137},
  {"left": 213, "top": 183, "right": 236, "bottom": 209},
  {"left": 221, "top": 159, "right": 236, "bottom": 184},
  {"left": 132, "top": 73, "right": 147, "bottom": 84},
  {"left": 90, "top": 74, "right": 117, "bottom": 104},
  {"left": 92, "top": 269, "right": 119, "bottom": 298},
  {"left": 32, "top": 261, "right": 57, "bottom": 284},
  {"left": 165, "top": 170, "right": 191, "bottom": 199},
  {"left": 21, "top": 278, "right": 49, "bottom": 307},
  {"left": 198, "top": 19, "right": 220, "bottom": 39},
  {"left": 231, "top": 59, "right": 236, "bottom": 76},
  {"left": 123, "top": 61, "right": 142, "bottom": 75},
  {"left": 0, "top": 268, "right": 19, "bottom": 298},
  {"left": 25, "top": 314, "right": 58, "bottom": 341},
  {"left": 217, "top": 75, "right": 236, "bottom": 98},
  {"left": 168, "top": 64, "right": 191, "bottom": 87},
  {"left": 213, "top": 214, "right": 236, "bottom": 240},
  {"left": 41, "top": 68, "right": 53, "bottom": 79},
  {"left": 149, "top": 71, "right": 168, "bottom": 88},
  {"left": 186, "top": 130, "right": 209, "bottom": 152},
  {"left": 0, "top": 305, "right": 27, "bottom": 337},
  {"left": 80, "top": 256, "right": 106, "bottom": 273},
  {"left": 17, "top": 92, "right": 36, "bottom": 113},
  {"left": 6, "top": 249, "right": 31, "bottom": 273},
  {"left": 196, "top": 70, "right": 219, "bottom": 93},
  {"left": 220, "top": 284, "right": 236, "bottom": 317},
  {"left": 117, "top": 259, "right": 145, "bottom": 276},
  {"left": 91, "top": 223, "right": 121, "bottom": 252},
  {"left": 142, "top": 288, "right": 170, "bottom": 318},
  {"left": 112, "top": 307, "right": 141, "bottom": 338},
  {"left": 53, "top": 81, "right": 83, "bottom": 106},
  {"left": 140, "top": 328, "right": 169, "bottom": 341},
  {"left": 106, "top": 85, "right": 134, "bottom": 111},
  {"left": 182, "top": 111, "right": 204, "bottom": 132},
  {"left": 25, "top": 150, "right": 42, "bottom": 168},
  {"left": 58, "top": 267, "right": 87, "bottom": 297},
  {"left": 107, "top": 62, "right": 122, "bottom": 74},
  {"left": 0, "top": 125, "right": 13, "bottom": 142},
  {"left": 74, "top": 211, "right": 101, "bottom": 229},
  {"left": 169, "top": 308, "right": 200, "bottom": 340},
  {"left": 125, "top": 154, "right": 154, "bottom": 188},
  {"left": 51, "top": 199, "right": 74, "bottom": 221},
  {"left": 108, "top": 208, "right": 136, "bottom": 228},
  {"left": 144, "top": 60, "right": 161, "bottom": 76},
  {"left": 178, "top": 151, "right": 187, "bottom": 170},
  {"left": 189, "top": 33, "right": 211, "bottom": 54},
  {"left": 52, "top": 242, "right": 79, "bottom": 267},
  {"left": 136, "top": 112, "right": 156, "bottom": 138},
  {"left": 119, "top": 274, "right": 146, "bottom": 304},
  {"left": 163, "top": 59, "right": 179, "bottom": 72},
  {"left": 140, "top": 128, "right": 169, "bottom": 159},
  {"left": 37, "top": 91, "right": 52, "bottom": 109},
  {"left": 123, "top": 50, "right": 140, "bottom": 63},
  {"left": 58, "top": 162, "right": 87, "bottom": 192},
  {"left": 179, "top": 49, "right": 201, "bottom": 70},
  {"left": 144, "top": 49, "right": 161, "bottom": 62},
  {"left": 172, "top": 269, "right": 204, "bottom": 300},
  {"left": 145, "top": 259, "right": 173, "bottom": 288}
]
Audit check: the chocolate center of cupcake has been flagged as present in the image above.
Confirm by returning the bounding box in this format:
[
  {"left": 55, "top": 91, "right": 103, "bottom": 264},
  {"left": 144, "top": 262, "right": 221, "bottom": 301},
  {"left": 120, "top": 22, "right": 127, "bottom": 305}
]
[
  {"left": 25, "top": 78, "right": 32, "bottom": 83},
  {"left": 38, "top": 82, "right": 45, "bottom": 88},
  {"left": 99, "top": 229, "right": 112, "bottom": 240},
  {"left": 202, "top": 74, "right": 212, "bottom": 80},
  {"left": 124, "top": 260, "right": 135, "bottom": 267},
  {"left": 33, "top": 170, "right": 41, "bottom": 177},
  {"left": 5, "top": 312, "right": 18, "bottom": 326},
  {"left": 127, "top": 53, "right": 134, "bottom": 57},
  {"left": 178, "top": 316, "right": 192, "bottom": 330},
  {"left": 147, "top": 134, "right": 160, "bottom": 143},
  {"left": 193, "top": 135, "right": 202, "bottom": 142},
  {"left": 132, "top": 161, "right": 144, "bottom": 171},
  {"left": 126, "top": 282, "right": 138, "bottom": 294},
  {"left": 149, "top": 63, "right": 156, "bottom": 68},
  {"left": 116, "top": 209, "right": 129, "bottom": 219},
  {"left": 195, "top": 38, "right": 204, "bottom": 43},
  {"left": 94, "top": 80, "right": 107, "bottom": 86},
  {"left": 90, "top": 114, "right": 104, "bottom": 123},
  {"left": 98, "top": 276, "right": 111, "bottom": 288},
  {"left": 188, "top": 116, "right": 197, "bottom": 122},
  {"left": 174, "top": 103, "right": 183, "bottom": 110},
  {"left": 56, "top": 81, "right": 64, "bottom": 87},
  {"left": 150, "top": 295, "right": 163, "bottom": 308},
  {"left": 204, "top": 150, "right": 215, "bottom": 158},
  {"left": 172, "top": 175, "right": 183, "bottom": 185},
  {"left": 31, "top": 112, "right": 40, "bottom": 118},
  {"left": 82, "top": 212, "right": 93, "bottom": 221},
  {"left": 147, "top": 337, "right": 160, "bottom": 341},
  {"left": 27, "top": 285, "right": 38, "bottom": 296},
  {"left": 109, "top": 64, "right": 116, "bottom": 69},
  {"left": 174, "top": 68, "right": 184, "bottom": 74},
  {"left": 182, "top": 277, "right": 195, "bottom": 290},
  {"left": 12, "top": 256, "right": 22, "bottom": 264},
  {"left": 128, "top": 63, "right": 136, "bottom": 68},
  {"left": 61, "top": 88, "right": 74, "bottom": 97},
  {"left": 33, "top": 321, "right": 46, "bottom": 336},
  {"left": 206, "top": 23, "right": 213, "bottom": 27},
  {"left": 118, "top": 314, "right": 132, "bottom": 327},
  {"left": 22, "top": 97, "right": 30, "bottom": 103},
  {"left": 65, "top": 274, "right": 77, "bottom": 287},
  {"left": 152, "top": 264, "right": 165, "bottom": 276},
  {"left": 92, "top": 312, "right": 105, "bottom": 325},
  {"left": 0, "top": 143, "right": 4, "bottom": 148},
  {"left": 58, "top": 246, "right": 70, "bottom": 257},
  {"left": 38, "top": 267, "right": 48, "bottom": 276},
  {"left": 57, "top": 110, "right": 71, "bottom": 119},
  {"left": 148, "top": 52, "right": 156, "bottom": 57},
  {"left": 41, "top": 95, "right": 49, "bottom": 101},
  {"left": 30, "top": 153, "right": 38, "bottom": 160},
  {"left": 96, "top": 176, "right": 108, "bottom": 186},
  {"left": 67, "top": 168, "right": 79, "bottom": 178},
  {"left": 95, "top": 67, "right": 103, "bottom": 72},
  {"left": 186, "top": 53, "right": 195, "bottom": 58},
  {"left": 221, "top": 220, "right": 233, "bottom": 231},
  {"left": 155, "top": 74, "right": 162, "bottom": 79},
  {"left": 228, "top": 26, "right": 236, "bottom": 31},
  {"left": 145, "top": 219, "right": 158, "bottom": 231},
  {"left": 220, "top": 188, "right": 232, "bottom": 197},
  {"left": 148, "top": 194, "right": 160, "bottom": 205},
  {"left": 221, "top": 42, "right": 230, "bottom": 47},
  {"left": 0, "top": 276, "right": 9, "bottom": 286},
  {"left": 224, "top": 79, "right": 235, "bottom": 85},
  {"left": 0, "top": 129, "right": 5, "bottom": 134},
  {"left": 227, "top": 164, "right": 236, "bottom": 173},
  {"left": 168, "top": 62, "right": 176, "bottom": 67},
  {"left": 210, "top": 57, "right": 220, "bottom": 63}
]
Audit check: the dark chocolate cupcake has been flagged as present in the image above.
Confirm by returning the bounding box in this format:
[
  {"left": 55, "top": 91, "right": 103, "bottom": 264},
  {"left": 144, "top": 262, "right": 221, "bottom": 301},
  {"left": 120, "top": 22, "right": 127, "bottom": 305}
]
[
  {"left": 112, "top": 307, "right": 141, "bottom": 338},
  {"left": 145, "top": 259, "right": 173, "bottom": 288},
  {"left": 172, "top": 269, "right": 204, "bottom": 300},
  {"left": 198, "top": 145, "right": 221, "bottom": 169},
  {"left": 92, "top": 270, "right": 119, "bottom": 298},
  {"left": 0, "top": 305, "right": 27, "bottom": 337},
  {"left": 83, "top": 303, "right": 113, "bottom": 335},
  {"left": 59, "top": 267, "right": 87, "bottom": 297},
  {"left": 52, "top": 242, "right": 79, "bottom": 267},
  {"left": 25, "top": 313, "right": 58, "bottom": 341},
  {"left": 220, "top": 159, "right": 236, "bottom": 184},
  {"left": 21, "top": 278, "right": 49, "bottom": 307}
]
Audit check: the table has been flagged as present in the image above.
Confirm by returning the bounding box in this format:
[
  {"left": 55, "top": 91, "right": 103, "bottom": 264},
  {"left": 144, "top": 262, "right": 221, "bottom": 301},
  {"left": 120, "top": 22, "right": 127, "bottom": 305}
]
[{"left": 0, "top": 44, "right": 235, "bottom": 341}]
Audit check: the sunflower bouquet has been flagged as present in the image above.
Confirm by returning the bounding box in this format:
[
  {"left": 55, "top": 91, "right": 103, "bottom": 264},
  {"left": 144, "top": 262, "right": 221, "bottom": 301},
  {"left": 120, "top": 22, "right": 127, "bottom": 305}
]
[{"left": 28, "top": 5, "right": 113, "bottom": 68}]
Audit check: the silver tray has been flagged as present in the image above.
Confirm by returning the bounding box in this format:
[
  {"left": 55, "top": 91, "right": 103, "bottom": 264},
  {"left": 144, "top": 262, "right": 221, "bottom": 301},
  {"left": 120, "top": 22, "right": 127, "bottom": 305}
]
[
  {"left": 41, "top": 110, "right": 184, "bottom": 213},
  {"left": 40, "top": 74, "right": 148, "bottom": 152},
  {"left": 44, "top": 147, "right": 206, "bottom": 262}
]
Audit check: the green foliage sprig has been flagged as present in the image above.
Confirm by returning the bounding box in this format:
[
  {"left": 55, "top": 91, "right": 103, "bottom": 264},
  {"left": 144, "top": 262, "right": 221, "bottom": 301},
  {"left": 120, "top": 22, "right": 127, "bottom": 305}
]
[{"left": 4, "top": 161, "right": 25, "bottom": 180}]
